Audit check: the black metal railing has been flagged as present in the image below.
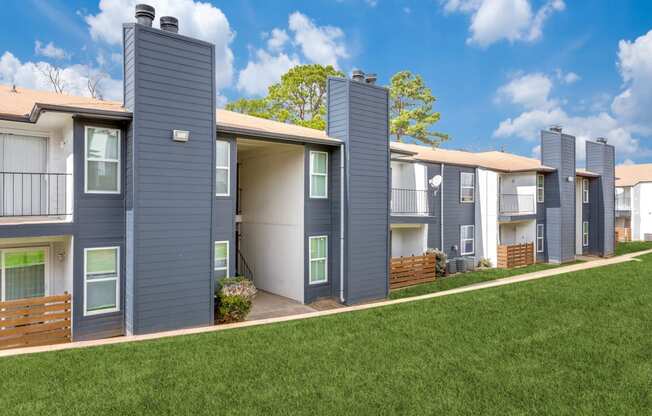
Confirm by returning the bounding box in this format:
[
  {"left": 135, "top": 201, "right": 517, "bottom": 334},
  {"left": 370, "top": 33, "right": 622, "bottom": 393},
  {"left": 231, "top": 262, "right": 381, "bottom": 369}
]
[
  {"left": 236, "top": 249, "right": 254, "bottom": 282},
  {"left": 0, "top": 172, "right": 72, "bottom": 218},
  {"left": 391, "top": 188, "right": 432, "bottom": 216},
  {"left": 499, "top": 194, "right": 535, "bottom": 215}
]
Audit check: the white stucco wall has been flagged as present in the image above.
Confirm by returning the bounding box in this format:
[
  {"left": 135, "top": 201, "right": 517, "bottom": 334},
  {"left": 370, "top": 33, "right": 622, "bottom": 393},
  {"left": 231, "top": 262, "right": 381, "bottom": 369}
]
[
  {"left": 476, "top": 169, "right": 498, "bottom": 266},
  {"left": 499, "top": 220, "right": 536, "bottom": 246},
  {"left": 239, "top": 143, "right": 305, "bottom": 302},
  {"left": 499, "top": 172, "right": 537, "bottom": 214},
  {"left": 390, "top": 225, "right": 427, "bottom": 258},
  {"left": 636, "top": 182, "right": 652, "bottom": 240}
]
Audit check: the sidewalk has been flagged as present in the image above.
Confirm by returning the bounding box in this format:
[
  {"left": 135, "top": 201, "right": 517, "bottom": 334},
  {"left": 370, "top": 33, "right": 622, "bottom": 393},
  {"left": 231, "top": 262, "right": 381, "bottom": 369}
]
[{"left": 2, "top": 249, "right": 651, "bottom": 358}]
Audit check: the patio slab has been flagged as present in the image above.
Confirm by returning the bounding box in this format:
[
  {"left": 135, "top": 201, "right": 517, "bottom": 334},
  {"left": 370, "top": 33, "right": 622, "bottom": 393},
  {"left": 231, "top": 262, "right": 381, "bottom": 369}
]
[{"left": 247, "top": 291, "right": 317, "bottom": 321}]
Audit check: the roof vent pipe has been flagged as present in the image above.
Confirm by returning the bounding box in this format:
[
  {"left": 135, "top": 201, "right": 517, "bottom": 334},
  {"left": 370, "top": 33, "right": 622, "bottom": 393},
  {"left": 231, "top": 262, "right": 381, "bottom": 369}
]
[
  {"left": 135, "top": 4, "right": 155, "bottom": 27},
  {"left": 160, "top": 16, "right": 179, "bottom": 33},
  {"left": 364, "top": 73, "right": 377, "bottom": 85},
  {"left": 352, "top": 69, "right": 365, "bottom": 82},
  {"left": 549, "top": 125, "right": 563, "bottom": 133},
  {"left": 596, "top": 137, "right": 608, "bottom": 144}
]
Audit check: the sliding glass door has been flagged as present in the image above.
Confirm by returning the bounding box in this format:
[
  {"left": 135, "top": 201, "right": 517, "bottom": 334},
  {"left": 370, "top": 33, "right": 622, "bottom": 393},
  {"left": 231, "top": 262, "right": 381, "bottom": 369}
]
[{"left": 0, "top": 247, "right": 49, "bottom": 301}]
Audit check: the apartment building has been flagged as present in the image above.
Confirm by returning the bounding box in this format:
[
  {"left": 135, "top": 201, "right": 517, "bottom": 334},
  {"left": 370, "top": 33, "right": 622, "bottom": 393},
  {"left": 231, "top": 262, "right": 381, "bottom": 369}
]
[
  {"left": 614, "top": 163, "right": 652, "bottom": 241},
  {"left": 0, "top": 4, "right": 615, "bottom": 347}
]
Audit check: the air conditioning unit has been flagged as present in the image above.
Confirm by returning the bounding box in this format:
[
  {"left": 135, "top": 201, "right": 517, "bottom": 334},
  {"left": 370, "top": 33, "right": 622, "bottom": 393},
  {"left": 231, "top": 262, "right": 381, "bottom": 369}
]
[{"left": 645, "top": 234, "right": 652, "bottom": 242}]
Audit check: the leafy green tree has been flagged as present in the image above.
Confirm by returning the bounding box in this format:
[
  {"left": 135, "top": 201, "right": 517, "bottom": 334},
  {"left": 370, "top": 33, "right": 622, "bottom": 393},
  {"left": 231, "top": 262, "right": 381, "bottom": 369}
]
[
  {"left": 389, "top": 70, "right": 448, "bottom": 147},
  {"left": 225, "top": 64, "right": 344, "bottom": 130}
]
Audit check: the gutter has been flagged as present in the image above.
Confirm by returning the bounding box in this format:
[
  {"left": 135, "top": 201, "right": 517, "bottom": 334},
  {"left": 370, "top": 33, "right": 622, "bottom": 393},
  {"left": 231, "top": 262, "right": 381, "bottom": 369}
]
[
  {"left": 216, "top": 124, "right": 342, "bottom": 147},
  {"left": 339, "top": 143, "right": 345, "bottom": 303},
  {"left": 0, "top": 104, "right": 133, "bottom": 124},
  {"left": 440, "top": 164, "right": 445, "bottom": 250}
]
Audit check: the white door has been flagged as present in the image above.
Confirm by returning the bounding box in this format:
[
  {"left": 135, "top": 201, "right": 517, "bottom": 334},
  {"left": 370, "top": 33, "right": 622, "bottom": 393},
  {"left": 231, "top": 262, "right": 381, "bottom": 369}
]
[
  {"left": 0, "top": 134, "right": 47, "bottom": 216},
  {"left": 0, "top": 247, "right": 49, "bottom": 301}
]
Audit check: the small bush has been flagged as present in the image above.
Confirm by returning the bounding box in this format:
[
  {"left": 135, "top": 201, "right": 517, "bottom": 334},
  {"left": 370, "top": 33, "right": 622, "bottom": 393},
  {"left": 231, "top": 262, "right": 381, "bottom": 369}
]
[
  {"left": 478, "top": 258, "right": 492, "bottom": 268},
  {"left": 216, "top": 277, "right": 257, "bottom": 324},
  {"left": 426, "top": 248, "right": 447, "bottom": 276}
]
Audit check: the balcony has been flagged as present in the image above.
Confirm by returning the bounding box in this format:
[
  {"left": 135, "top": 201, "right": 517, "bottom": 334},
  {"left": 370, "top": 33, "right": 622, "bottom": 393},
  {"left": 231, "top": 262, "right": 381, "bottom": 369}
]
[
  {"left": 391, "top": 188, "right": 432, "bottom": 216},
  {"left": 499, "top": 194, "right": 535, "bottom": 216},
  {"left": 0, "top": 172, "right": 72, "bottom": 222}
]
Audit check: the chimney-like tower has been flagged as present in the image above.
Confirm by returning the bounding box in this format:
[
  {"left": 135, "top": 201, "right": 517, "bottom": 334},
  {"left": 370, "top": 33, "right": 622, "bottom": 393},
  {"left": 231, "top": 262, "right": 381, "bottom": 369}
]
[
  {"left": 586, "top": 139, "right": 615, "bottom": 256},
  {"left": 123, "top": 5, "right": 216, "bottom": 334},
  {"left": 326, "top": 72, "right": 390, "bottom": 304},
  {"left": 541, "top": 128, "right": 576, "bottom": 263}
]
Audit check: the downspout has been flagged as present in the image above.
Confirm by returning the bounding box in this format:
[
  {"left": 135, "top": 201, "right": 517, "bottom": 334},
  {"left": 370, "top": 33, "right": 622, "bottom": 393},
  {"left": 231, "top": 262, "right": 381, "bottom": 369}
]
[
  {"left": 339, "top": 144, "right": 345, "bottom": 303},
  {"left": 440, "top": 164, "right": 445, "bottom": 250}
]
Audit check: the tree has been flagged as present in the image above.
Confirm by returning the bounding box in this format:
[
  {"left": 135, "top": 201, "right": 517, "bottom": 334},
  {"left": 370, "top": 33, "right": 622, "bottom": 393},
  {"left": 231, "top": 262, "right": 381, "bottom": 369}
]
[
  {"left": 87, "top": 70, "right": 108, "bottom": 99},
  {"left": 37, "top": 62, "right": 66, "bottom": 94},
  {"left": 389, "top": 70, "right": 448, "bottom": 147},
  {"left": 226, "top": 64, "right": 344, "bottom": 130}
]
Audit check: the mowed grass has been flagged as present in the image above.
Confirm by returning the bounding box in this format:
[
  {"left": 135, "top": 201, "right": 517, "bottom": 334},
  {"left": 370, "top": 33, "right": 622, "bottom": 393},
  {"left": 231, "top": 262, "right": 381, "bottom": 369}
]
[
  {"left": 390, "top": 261, "right": 580, "bottom": 299},
  {"left": 616, "top": 240, "right": 652, "bottom": 256},
  {"left": 2, "top": 255, "right": 652, "bottom": 415}
]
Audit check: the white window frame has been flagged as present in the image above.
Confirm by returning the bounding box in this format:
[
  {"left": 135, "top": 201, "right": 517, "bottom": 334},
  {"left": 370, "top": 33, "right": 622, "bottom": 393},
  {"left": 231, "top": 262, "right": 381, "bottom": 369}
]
[
  {"left": 536, "top": 224, "right": 545, "bottom": 253},
  {"left": 308, "top": 235, "right": 328, "bottom": 284},
  {"left": 216, "top": 140, "right": 230, "bottom": 197},
  {"left": 84, "top": 126, "right": 121, "bottom": 194},
  {"left": 582, "top": 221, "right": 589, "bottom": 247},
  {"left": 83, "top": 246, "right": 120, "bottom": 316},
  {"left": 309, "top": 151, "right": 328, "bottom": 199},
  {"left": 460, "top": 172, "right": 474, "bottom": 203},
  {"left": 582, "top": 178, "right": 589, "bottom": 203},
  {"left": 460, "top": 225, "right": 475, "bottom": 255},
  {"left": 0, "top": 246, "right": 50, "bottom": 302},
  {"left": 214, "top": 240, "right": 229, "bottom": 276},
  {"left": 537, "top": 174, "right": 545, "bottom": 203}
]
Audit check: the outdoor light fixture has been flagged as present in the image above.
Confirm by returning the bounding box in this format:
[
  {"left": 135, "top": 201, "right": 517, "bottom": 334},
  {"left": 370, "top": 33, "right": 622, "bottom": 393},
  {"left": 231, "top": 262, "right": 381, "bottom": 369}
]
[
  {"left": 173, "top": 130, "right": 190, "bottom": 142},
  {"left": 567, "top": 176, "right": 574, "bottom": 182}
]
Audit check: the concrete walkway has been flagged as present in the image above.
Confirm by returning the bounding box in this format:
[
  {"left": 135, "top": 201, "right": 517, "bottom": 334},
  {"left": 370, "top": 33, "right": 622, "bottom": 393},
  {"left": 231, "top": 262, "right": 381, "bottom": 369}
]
[
  {"left": 247, "top": 291, "right": 316, "bottom": 321},
  {"left": 2, "top": 249, "right": 651, "bottom": 358}
]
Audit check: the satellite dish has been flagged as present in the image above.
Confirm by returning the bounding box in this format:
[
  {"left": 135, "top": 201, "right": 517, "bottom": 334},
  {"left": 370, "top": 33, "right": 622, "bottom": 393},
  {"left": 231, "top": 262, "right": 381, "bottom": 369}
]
[{"left": 429, "top": 175, "right": 442, "bottom": 188}]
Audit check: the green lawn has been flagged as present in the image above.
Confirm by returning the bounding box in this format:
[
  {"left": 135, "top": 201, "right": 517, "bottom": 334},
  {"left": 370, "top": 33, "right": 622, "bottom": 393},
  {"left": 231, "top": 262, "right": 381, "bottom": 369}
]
[
  {"left": 616, "top": 240, "right": 652, "bottom": 256},
  {"left": 2, "top": 255, "right": 652, "bottom": 415},
  {"left": 390, "top": 261, "right": 580, "bottom": 299}
]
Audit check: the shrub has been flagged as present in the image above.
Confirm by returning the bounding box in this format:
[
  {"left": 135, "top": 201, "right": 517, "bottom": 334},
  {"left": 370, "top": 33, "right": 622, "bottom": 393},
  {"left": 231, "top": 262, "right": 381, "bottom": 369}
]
[
  {"left": 426, "top": 248, "right": 447, "bottom": 276},
  {"left": 216, "top": 277, "right": 257, "bottom": 324},
  {"left": 478, "top": 258, "right": 492, "bottom": 268}
]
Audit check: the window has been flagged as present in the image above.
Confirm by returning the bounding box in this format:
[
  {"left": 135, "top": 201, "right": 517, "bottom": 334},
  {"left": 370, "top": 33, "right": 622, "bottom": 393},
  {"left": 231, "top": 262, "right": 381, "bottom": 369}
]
[
  {"left": 582, "top": 178, "right": 589, "bottom": 203},
  {"left": 460, "top": 172, "right": 474, "bottom": 203},
  {"left": 216, "top": 141, "right": 230, "bottom": 196},
  {"left": 84, "top": 247, "right": 119, "bottom": 316},
  {"left": 460, "top": 225, "right": 474, "bottom": 255},
  {"left": 1, "top": 247, "right": 49, "bottom": 301},
  {"left": 309, "top": 236, "right": 328, "bottom": 284},
  {"left": 214, "top": 241, "right": 229, "bottom": 280},
  {"left": 536, "top": 224, "right": 545, "bottom": 253},
  {"left": 582, "top": 221, "right": 589, "bottom": 247},
  {"left": 310, "top": 151, "right": 328, "bottom": 198},
  {"left": 85, "top": 127, "right": 120, "bottom": 194},
  {"left": 537, "top": 174, "right": 545, "bottom": 203}
]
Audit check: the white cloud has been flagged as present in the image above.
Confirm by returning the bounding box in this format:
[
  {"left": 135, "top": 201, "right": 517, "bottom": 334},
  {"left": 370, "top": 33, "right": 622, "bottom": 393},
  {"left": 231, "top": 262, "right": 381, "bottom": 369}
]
[
  {"left": 34, "top": 41, "right": 69, "bottom": 60},
  {"left": 496, "top": 73, "right": 555, "bottom": 110},
  {"left": 0, "top": 51, "right": 122, "bottom": 101},
  {"left": 622, "top": 158, "right": 635, "bottom": 165},
  {"left": 266, "top": 28, "right": 289, "bottom": 52},
  {"left": 84, "top": 0, "right": 235, "bottom": 90},
  {"left": 288, "top": 12, "right": 348, "bottom": 68},
  {"left": 237, "top": 50, "right": 300, "bottom": 96},
  {"left": 365, "top": 0, "right": 378, "bottom": 6},
  {"left": 441, "top": 0, "right": 565, "bottom": 47},
  {"left": 611, "top": 29, "right": 652, "bottom": 134}
]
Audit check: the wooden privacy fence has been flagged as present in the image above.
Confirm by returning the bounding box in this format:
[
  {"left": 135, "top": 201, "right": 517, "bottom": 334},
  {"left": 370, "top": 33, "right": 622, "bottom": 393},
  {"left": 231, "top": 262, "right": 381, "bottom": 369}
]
[
  {"left": 390, "top": 254, "right": 437, "bottom": 289},
  {"left": 497, "top": 243, "right": 534, "bottom": 269},
  {"left": 0, "top": 293, "right": 71, "bottom": 350},
  {"left": 615, "top": 227, "right": 631, "bottom": 242}
]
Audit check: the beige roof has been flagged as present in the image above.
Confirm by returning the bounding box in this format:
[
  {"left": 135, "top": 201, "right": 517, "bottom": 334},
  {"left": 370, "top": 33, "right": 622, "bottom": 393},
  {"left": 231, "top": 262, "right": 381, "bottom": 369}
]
[
  {"left": 615, "top": 164, "right": 652, "bottom": 187},
  {"left": 216, "top": 109, "right": 339, "bottom": 144},
  {"left": 390, "top": 142, "right": 556, "bottom": 173},
  {"left": 0, "top": 84, "right": 127, "bottom": 118}
]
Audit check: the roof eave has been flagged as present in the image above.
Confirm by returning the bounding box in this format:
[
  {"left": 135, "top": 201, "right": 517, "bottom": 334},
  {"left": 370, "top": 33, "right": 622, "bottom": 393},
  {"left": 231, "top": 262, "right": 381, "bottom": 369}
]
[{"left": 216, "top": 123, "right": 342, "bottom": 146}]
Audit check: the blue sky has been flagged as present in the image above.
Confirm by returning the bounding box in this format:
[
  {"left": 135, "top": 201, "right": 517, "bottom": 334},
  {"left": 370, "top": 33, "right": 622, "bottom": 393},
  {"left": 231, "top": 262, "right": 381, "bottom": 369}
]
[{"left": 2, "top": 0, "right": 651, "bottom": 163}]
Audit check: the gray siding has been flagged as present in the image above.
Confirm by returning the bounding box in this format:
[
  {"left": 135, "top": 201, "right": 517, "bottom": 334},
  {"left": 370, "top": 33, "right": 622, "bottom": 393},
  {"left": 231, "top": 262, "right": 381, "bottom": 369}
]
[
  {"left": 214, "top": 134, "right": 236, "bottom": 282},
  {"left": 586, "top": 141, "right": 615, "bottom": 256},
  {"left": 442, "top": 165, "right": 475, "bottom": 258},
  {"left": 542, "top": 131, "right": 576, "bottom": 263},
  {"left": 124, "top": 23, "right": 216, "bottom": 334},
  {"left": 327, "top": 77, "right": 389, "bottom": 304},
  {"left": 304, "top": 144, "right": 341, "bottom": 303}
]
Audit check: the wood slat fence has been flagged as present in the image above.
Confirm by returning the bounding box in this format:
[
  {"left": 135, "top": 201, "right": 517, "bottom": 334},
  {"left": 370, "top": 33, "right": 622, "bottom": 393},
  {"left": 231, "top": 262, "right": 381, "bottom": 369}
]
[
  {"left": 390, "top": 254, "right": 437, "bottom": 289},
  {"left": 0, "top": 293, "right": 71, "bottom": 350},
  {"left": 497, "top": 243, "right": 534, "bottom": 269},
  {"left": 615, "top": 227, "right": 631, "bottom": 242}
]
